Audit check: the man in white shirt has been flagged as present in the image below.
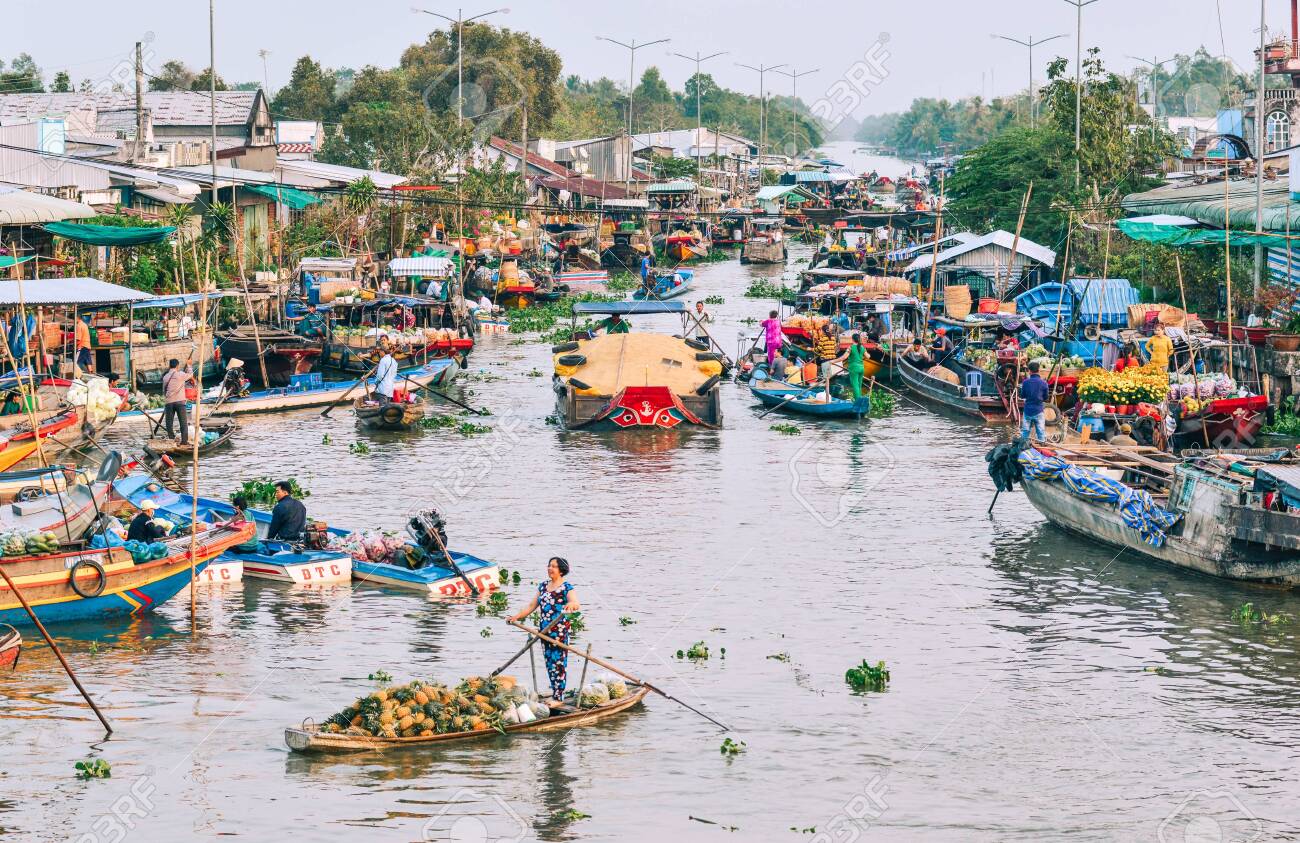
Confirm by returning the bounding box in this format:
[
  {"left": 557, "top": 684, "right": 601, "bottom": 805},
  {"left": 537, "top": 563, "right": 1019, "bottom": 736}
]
[{"left": 373, "top": 339, "right": 398, "bottom": 401}]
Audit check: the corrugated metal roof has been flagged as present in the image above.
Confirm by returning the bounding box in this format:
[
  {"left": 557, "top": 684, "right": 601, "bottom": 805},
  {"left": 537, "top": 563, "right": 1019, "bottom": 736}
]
[
  {"left": 905, "top": 230, "right": 1056, "bottom": 273},
  {"left": 0, "top": 91, "right": 259, "bottom": 127},
  {"left": 0, "top": 187, "right": 95, "bottom": 224},
  {"left": 275, "top": 159, "right": 407, "bottom": 189},
  {"left": 132, "top": 291, "right": 233, "bottom": 309},
  {"left": 647, "top": 180, "right": 697, "bottom": 193},
  {"left": 756, "top": 185, "right": 817, "bottom": 201},
  {"left": 389, "top": 256, "right": 455, "bottom": 277},
  {"left": 0, "top": 277, "right": 155, "bottom": 306},
  {"left": 1122, "top": 179, "right": 1299, "bottom": 231},
  {"left": 790, "top": 171, "right": 834, "bottom": 183}
]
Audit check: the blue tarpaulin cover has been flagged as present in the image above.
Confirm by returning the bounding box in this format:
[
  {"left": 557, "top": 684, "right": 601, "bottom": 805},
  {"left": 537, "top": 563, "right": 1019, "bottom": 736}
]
[{"left": 571, "top": 301, "right": 686, "bottom": 315}]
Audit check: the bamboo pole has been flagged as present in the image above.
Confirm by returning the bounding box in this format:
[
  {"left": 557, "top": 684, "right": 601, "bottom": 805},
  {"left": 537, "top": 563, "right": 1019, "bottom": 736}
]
[
  {"left": 1003, "top": 181, "right": 1033, "bottom": 301},
  {"left": 1224, "top": 157, "right": 1234, "bottom": 377},
  {"left": 923, "top": 171, "right": 946, "bottom": 331},
  {"left": 188, "top": 277, "right": 215, "bottom": 628},
  {"left": 0, "top": 564, "right": 113, "bottom": 734}
]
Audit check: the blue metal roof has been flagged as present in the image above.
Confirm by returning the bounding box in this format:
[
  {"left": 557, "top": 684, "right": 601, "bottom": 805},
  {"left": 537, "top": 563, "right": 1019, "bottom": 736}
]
[
  {"left": 572, "top": 301, "right": 685, "bottom": 315},
  {"left": 131, "top": 291, "right": 233, "bottom": 309},
  {"left": 790, "top": 171, "right": 834, "bottom": 183},
  {"left": 1067, "top": 278, "right": 1139, "bottom": 326}
]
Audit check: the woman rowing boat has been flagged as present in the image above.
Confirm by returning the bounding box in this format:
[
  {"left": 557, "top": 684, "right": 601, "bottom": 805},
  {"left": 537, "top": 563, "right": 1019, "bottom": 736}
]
[{"left": 509, "top": 557, "right": 580, "bottom": 703}]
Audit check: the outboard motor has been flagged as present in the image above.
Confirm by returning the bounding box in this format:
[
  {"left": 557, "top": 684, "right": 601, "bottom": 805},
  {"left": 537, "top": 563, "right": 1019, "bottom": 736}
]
[{"left": 406, "top": 510, "right": 451, "bottom": 568}]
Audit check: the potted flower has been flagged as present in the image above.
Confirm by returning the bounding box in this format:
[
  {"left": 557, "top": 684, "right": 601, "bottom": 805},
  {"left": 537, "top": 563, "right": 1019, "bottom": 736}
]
[{"left": 1268, "top": 313, "right": 1300, "bottom": 352}]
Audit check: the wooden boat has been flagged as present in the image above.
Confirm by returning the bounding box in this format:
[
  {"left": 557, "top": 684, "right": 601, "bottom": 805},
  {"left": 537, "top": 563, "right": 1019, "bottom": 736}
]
[
  {"left": 713, "top": 212, "right": 753, "bottom": 247},
  {"left": 1018, "top": 443, "right": 1300, "bottom": 585},
  {"left": 0, "top": 411, "right": 81, "bottom": 472},
  {"left": 749, "top": 376, "right": 866, "bottom": 418},
  {"left": 553, "top": 304, "right": 723, "bottom": 430},
  {"left": 0, "top": 624, "right": 18, "bottom": 669},
  {"left": 0, "top": 460, "right": 116, "bottom": 544},
  {"left": 204, "top": 360, "right": 455, "bottom": 417},
  {"left": 632, "top": 269, "right": 694, "bottom": 302},
  {"left": 601, "top": 228, "right": 653, "bottom": 271},
  {"left": 349, "top": 552, "right": 497, "bottom": 595},
  {"left": 741, "top": 217, "right": 788, "bottom": 264},
  {"left": 554, "top": 270, "right": 610, "bottom": 295},
  {"left": 0, "top": 465, "right": 78, "bottom": 504},
  {"left": 0, "top": 521, "right": 252, "bottom": 625},
  {"left": 218, "top": 327, "right": 321, "bottom": 387},
  {"left": 1174, "top": 395, "right": 1268, "bottom": 451},
  {"left": 664, "top": 231, "right": 710, "bottom": 262},
  {"left": 895, "top": 353, "right": 1009, "bottom": 420},
  {"left": 284, "top": 685, "right": 649, "bottom": 754},
  {"left": 354, "top": 396, "right": 424, "bottom": 431},
  {"left": 111, "top": 475, "right": 351, "bottom": 585},
  {"left": 143, "top": 420, "right": 236, "bottom": 460}
]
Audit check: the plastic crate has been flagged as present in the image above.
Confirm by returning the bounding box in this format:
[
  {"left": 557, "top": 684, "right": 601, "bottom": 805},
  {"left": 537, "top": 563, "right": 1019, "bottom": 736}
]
[{"left": 289, "top": 373, "right": 321, "bottom": 391}]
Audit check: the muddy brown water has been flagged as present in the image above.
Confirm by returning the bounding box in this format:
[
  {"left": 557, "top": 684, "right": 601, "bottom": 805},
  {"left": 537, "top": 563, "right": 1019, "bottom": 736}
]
[{"left": 5, "top": 173, "right": 1300, "bottom": 841}]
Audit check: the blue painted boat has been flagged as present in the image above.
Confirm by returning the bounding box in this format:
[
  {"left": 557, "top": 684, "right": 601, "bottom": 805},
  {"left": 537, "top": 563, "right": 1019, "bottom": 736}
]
[
  {"left": 632, "top": 269, "right": 694, "bottom": 301},
  {"left": 111, "top": 475, "right": 497, "bottom": 595},
  {"left": 748, "top": 370, "right": 866, "bottom": 418},
  {"left": 0, "top": 521, "right": 252, "bottom": 626},
  {"left": 111, "top": 360, "right": 457, "bottom": 425}
]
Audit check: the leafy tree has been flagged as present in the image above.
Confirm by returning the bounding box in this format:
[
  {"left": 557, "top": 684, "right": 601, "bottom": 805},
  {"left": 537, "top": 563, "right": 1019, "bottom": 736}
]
[
  {"left": 333, "top": 67, "right": 357, "bottom": 97},
  {"left": 190, "top": 67, "right": 229, "bottom": 92},
  {"left": 0, "top": 53, "right": 43, "bottom": 93},
  {"left": 51, "top": 71, "right": 71, "bottom": 93},
  {"left": 273, "top": 56, "right": 338, "bottom": 121},
  {"left": 651, "top": 154, "right": 697, "bottom": 180},
  {"left": 149, "top": 60, "right": 196, "bottom": 91}
]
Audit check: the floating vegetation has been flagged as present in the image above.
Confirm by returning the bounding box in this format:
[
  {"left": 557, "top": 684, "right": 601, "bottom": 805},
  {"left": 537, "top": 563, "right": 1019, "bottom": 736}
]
[
  {"left": 368, "top": 669, "right": 393, "bottom": 683},
  {"left": 512, "top": 571, "right": 521, "bottom": 585},
  {"left": 348, "top": 442, "right": 371, "bottom": 455},
  {"left": 321, "top": 434, "right": 332, "bottom": 445},
  {"left": 677, "top": 641, "right": 709, "bottom": 661},
  {"left": 465, "top": 371, "right": 504, "bottom": 382},
  {"left": 867, "top": 390, "right": 896, "bottom": 417},
  {"left": 507, "top": 293, "right": 618, "bottom": 336},
  {"left": 74, "top": 759, "right": 111, "bottom": 780},
  {"left": 606, "top": 271, "right": 639, "bottom": 293},
  {"left": 477, "top": 591, "right": 510, "bottom": 616},
  {"left": 845, "top": 660, "right": 890, "bottom": 692},
  {"left": 1232, "top": 602, "right": 1293, "bottom": 626},
  {"left": 480, "top": 627, "right": 493, "bottom": 638},
  {"left": 702, "top": 295, "right": 726, "bottom": 305},
  {"left": 619, "top": 616, "right": 636, "bottom": 627},
  {"left": 545, "top": 412, "right": 561, "bottom": 426},
  {"left": 720, "top": 737, "right": 746, "bottom": 757},
  {"left": 767, "top": 652, "right": 791, "bottom": 662},
  {"left": 744, "top": 279, "right": 796, "bottom": 302},
  {"left": 554, "top": 809, "right": 591, "bottom": 821},
  {"left": 566, "top": 611, "right": 586, "bottom": 633},
  {"left": 770, "top": 423, "right": 801, "bottom": 436},
  {"left": 525, "top": 369, "right": 544, "bottom": 377},
  {"left": 419, "top": 414, "right": 492, "bottom": 436}
]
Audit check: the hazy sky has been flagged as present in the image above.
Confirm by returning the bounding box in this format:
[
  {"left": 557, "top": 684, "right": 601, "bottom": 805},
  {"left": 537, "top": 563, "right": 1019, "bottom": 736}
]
[{"left": 9, "top": 0, "right": 1292, "bottom": 121}]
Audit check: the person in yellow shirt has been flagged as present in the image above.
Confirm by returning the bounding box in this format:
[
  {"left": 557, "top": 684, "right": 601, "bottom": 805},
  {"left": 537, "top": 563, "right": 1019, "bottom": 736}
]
[{"left": 1146, "top": 325, "right": 1174, "bottom": 370}]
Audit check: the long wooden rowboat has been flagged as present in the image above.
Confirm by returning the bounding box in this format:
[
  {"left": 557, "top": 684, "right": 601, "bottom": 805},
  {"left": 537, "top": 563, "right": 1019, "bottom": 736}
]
[
  {"left": 143, "top": 420, "right": 237, "bottom": 459},
  {"left": 354, "top": 397, "right": 424, "bottom": 431},
  {"left": 284, "top": 685, "right": 650, "bottom": 754},
  {"left": 895, "top": 353, "right": 1008, "bottom": 420},
  {"left": 0, "top": 623, "right": 19, "bottom": 669}
]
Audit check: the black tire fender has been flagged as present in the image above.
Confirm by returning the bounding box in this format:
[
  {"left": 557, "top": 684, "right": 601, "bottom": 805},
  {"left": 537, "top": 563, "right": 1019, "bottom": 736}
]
[
  {"left": 1083, "top": 323, "right": 1101, "bottom": 341},
  {"left": 568, "top": 378, "right": 592, "bottom": 391},
  {"left": 696, "top": 375, "right": 721, "bottom": 395},
  {"left": 684, "top": 338, "right": 710, "bottom": 351},
  {"left": 695, "top": 352, "right": 724, "bottom": 362},
  {"left": 380, "top": 405, "right": 406, "bottom": 425},
  {"left": 558, "top": 354, "right": 586, "bottom": 367},
  {"left": 69, "top": 558, "right": 107, "bottom": 598},
  {"left": 552, "top": 341, "right": 581, "bottom": 354}
]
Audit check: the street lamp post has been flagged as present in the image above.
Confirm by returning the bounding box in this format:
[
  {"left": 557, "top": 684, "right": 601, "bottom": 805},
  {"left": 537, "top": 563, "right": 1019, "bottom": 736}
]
[
  {"left": 737, "top": 62, "right": 787, "bottom": 162},
  {"left": 1127, "top": 54, "right": 1175, "bottom": 144},
  {"left": 1062, "top": 0, "right": 1100, "bottom": 188},
  {"left": 992, "top": 33, "right": 1067, "bottom": 128},
  {"left": 598, "top": 35, "right": 671, "bottom": 188},
  {"left": 774, "top": 67, "right": 818, "bottom": 157},
  {"left": 672, "top": 50, "right": 727, "bottom": 179}
]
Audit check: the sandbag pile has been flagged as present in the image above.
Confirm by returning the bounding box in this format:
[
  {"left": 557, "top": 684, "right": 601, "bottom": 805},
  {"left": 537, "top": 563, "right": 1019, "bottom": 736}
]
[{"left": 320, "top": 675, "right": 550, "bottom": 738}]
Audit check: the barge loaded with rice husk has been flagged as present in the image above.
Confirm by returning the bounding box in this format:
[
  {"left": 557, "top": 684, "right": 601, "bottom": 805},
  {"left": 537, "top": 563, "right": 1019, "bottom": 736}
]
[{"left": 551, "top": 302, "right": 723, "bottom": 430}]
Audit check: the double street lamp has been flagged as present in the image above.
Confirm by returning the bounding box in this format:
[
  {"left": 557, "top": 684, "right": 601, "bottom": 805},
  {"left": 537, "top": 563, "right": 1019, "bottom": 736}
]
[
  {"left": 597, "top": 35, "right": 671, "bottom": 187},
  {"left": 991, "top": 32, "right": 1067, "bottom": 128}
]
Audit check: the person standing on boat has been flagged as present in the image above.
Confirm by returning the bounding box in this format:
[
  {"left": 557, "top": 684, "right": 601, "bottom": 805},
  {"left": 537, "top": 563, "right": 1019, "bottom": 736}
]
[
  {"left": 509, "top": 557, "right": 580, "bottom": 703},
  {"left": 761, "top": 310, "right": 784, "bottom": 371},
  {"left": 1019, "top": 361, "right": 1050, "bottom": 441},
  {"left": 74, "top": 313, "right": 93, "bottom": 374},
  {"left": 266, "top": 481, "right": 308, "bottom": 542},
  {"left": 373, "top": 339, "right": 398, "bottom": 402},
  {"left": 832, "top": 332, "right": 870, "bottom": 411},
  {"left": 1146, "top": 325, "right": 1174, "bottom": 371},
  {"left": 815, "top": 323, "right": 839, "bottom": 379},
  {"left": 639, "top": 253, "right": 652, "bottom": 284},
  {"left": 161, "top": 358, "right": 194, "bottom": 445},
  {"left": 692, "top": 300, "right": 714, "bottom": 345}
]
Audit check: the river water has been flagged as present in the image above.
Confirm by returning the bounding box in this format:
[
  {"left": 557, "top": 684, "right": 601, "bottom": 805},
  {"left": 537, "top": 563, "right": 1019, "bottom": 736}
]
[{"left": 4, "top": 162, "right": 1300, "bottom": 842}]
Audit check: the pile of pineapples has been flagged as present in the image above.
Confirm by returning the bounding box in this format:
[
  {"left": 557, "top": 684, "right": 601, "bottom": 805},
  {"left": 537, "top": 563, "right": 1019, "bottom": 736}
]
[{"left": 322, "top": 675, "right": 528, "bottom": 738}]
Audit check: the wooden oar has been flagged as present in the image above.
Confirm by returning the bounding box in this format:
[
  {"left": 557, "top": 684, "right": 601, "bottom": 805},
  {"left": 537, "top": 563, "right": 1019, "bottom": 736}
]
[
  {"left": 401, "top": 373, "right": 489, "bottom": 417},
  {"left": 424, "top": 525, "right": 479, "bottom": 597},
  {"left": 489, "top": 613, "right": 567, "bottom": 678},
  {"left": 508, "top": 620, "right": 729, "bottom": 731},
  {"left": 0, "top": 564, "right": 112, "bottom": 734},
  {"left": 319, "top": 363, "right": 379, "bottom": 418}
]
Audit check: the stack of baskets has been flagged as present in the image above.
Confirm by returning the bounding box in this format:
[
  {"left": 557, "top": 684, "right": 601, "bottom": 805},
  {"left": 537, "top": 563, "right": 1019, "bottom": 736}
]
[{"left": 944, "top": 285, "right": 972, "bottom": 319}]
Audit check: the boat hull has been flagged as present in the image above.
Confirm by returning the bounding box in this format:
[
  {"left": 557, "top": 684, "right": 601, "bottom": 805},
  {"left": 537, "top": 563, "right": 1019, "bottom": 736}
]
[
  {"left": 194, "top": 558, "right": 244, "bottom": 585},
  {"left": 1023, "top": 476, "right": 1300, "bottom": 585},
  {"left": 240, "top": 549, "right": 352, "bottom": 584},
  {"left": 749, "top": 382, "right": 865, "bottom": 418},
  {"left": 285, "top": 686, "right": 649, "bottom": 754},
  {"left": 205, "top": 361, "right": 455, "bottom": 417},
  {"left": 895, "top": 355, "right": 1007, "bottom": 420},
  {"left": 740, "top": 240, "right": 787, "bottom": 264},
  {"left": 0, "top": 624, "right": 19, "bottom": 669},
  {"left": 355, "top": 399, "right": 424, "bottom": 431},
  {"left": 352, "top": 557, "right": 498, "bottom": 595},
  {"left": 556, "top": 384, "right": 722, "bottom": 430}
]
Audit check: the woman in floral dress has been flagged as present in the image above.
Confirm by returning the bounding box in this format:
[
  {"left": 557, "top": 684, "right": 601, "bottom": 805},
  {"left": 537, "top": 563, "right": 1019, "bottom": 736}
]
[{"left": 510, "top": 557, "right": 580, "bottom": 702}]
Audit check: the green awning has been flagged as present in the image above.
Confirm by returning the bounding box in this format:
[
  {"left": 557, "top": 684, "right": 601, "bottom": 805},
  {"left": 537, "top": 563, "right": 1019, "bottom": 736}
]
[
  {"left": 244, "top": 183, "right": 322, "bottom": 210},
  {"left": 43, "top": 221, "right": 176, "bottom": 246},
  {"left": 1116, "top": 218, "right": 1292, "bottom": 249},
  {"left": 0, "top": 256, "right": 34, "bottom": 268},
  {"left": 1121, "top": 180, "right": 1300, "bottom": 231}
]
